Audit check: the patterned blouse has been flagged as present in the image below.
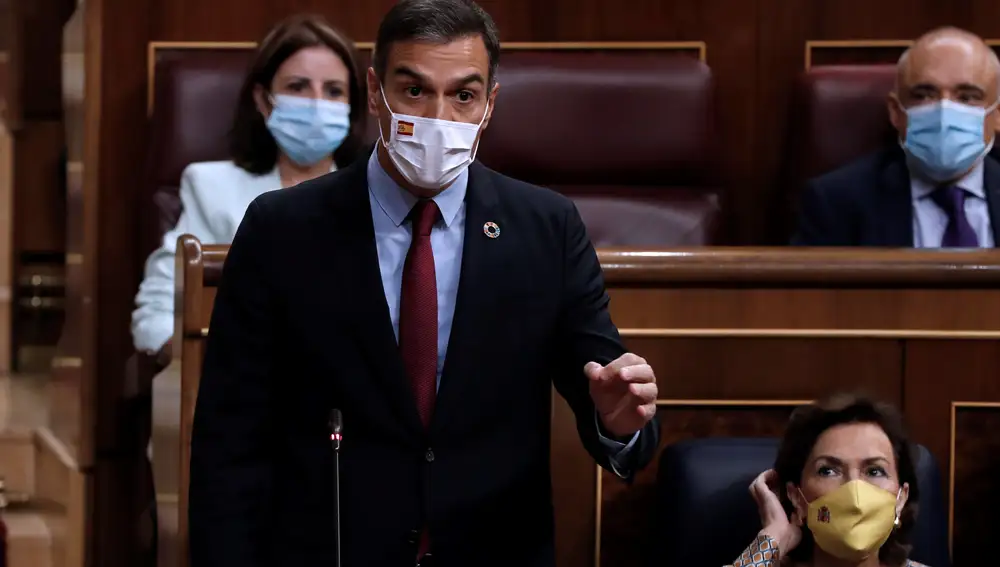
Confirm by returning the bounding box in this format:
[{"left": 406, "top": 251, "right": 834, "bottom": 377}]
[{"left": 725, "top": 534, "right": 929, "bottom": 567}]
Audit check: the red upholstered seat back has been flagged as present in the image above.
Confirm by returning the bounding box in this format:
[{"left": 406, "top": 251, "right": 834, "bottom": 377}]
[
  {"left": 787, "top": 64, "right": 898, "bottom": 184},
  {"left": 478, "top": 51, "right": 721, "bottom": 246},
  {"left": 144, "top": 45, "right": 722, "bottom": 258}
]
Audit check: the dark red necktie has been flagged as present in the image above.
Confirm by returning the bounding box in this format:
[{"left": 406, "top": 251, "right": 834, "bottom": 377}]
[
  {"left": 931, "top": 185, "right": 979, "bottom": 247},
  {"left": 398, "top": 200, "right": 439, "bottom": 562}
]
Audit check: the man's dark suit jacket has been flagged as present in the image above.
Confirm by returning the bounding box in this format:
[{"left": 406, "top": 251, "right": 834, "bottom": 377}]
[
  {"left": 792, "top": 146, "right": 1000, "bottom": 246},
  {"left": 188, "top": 159, "right": 660, "bottom": 567}
]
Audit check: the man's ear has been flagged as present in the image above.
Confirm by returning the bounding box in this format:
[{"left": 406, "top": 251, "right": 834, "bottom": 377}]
[
  {"left": 366, "top": 67, "right": 381, "bottom": 117},
  {"left": 887, "top": 92, "right": 907, "bottom": 138},
  {"left": 480, "top": 82, "right": 500, "bottom": 132},
  {"left": 987, "top": 107, "right": 1000, "bottom": 139}
]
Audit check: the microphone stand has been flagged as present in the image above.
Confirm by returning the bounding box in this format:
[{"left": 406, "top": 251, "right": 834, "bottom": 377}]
[{"left": 329, "top": 410, "right": 343, "bottom": 567}]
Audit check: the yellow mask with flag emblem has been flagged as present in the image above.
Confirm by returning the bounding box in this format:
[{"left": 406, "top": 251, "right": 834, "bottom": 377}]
[{"left": 804, "top": 480, "right": 900, "bottom": 561}]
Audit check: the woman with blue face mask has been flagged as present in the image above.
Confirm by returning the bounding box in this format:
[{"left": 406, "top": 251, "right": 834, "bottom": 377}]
[{"left": 131, "top": 13, "right": 366, "bottom": 360}]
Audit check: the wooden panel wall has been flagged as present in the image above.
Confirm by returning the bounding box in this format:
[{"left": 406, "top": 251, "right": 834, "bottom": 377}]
[
  {"left": 77, "top": 1, "right": 1000, "bottom": 566},
  {"left": 174, "top": 247, "right": 1000, "bottom": 567},
  {"left": 4, "top": 0, "right": 74, "bottom": 373},
  {"left": 0, "top": 110, "right": 11, "bottom": 377}
]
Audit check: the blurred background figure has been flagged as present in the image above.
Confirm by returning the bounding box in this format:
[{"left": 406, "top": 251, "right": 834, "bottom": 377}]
[
  {"left": 793, "top": 27, "right": 1000, "bottom": 248},
  {"left": 131, "top": 13, "right": 367, "bottom": 363}
]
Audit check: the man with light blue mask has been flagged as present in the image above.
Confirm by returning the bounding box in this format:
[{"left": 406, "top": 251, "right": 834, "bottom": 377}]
[{"left": 793, "top": 27, "right": 1000, "bottom": 248}]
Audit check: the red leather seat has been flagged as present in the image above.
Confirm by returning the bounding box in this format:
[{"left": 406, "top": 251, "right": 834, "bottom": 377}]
[
  {"left": 143, "top": 49, "right": 255, "bottom": 256},
  {"left": 145, "top": 47, "right": 721, "bottom": 252},
  {"left": 479, "top": 51, "right": 721, "bottom": 245},
  {"left": 786, "top": 65, "right": 898, "bottom": 185}
]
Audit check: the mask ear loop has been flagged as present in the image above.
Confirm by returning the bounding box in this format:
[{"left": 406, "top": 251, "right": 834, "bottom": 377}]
[
  {"left": 469, "top": 99, "right": 491, "bottom": 162},
  {"left": 377, "top": 86, "right": 394, "bottom": 150},
  {"left": 792, "top": 486, "right": 809, "bottom": 526},
  {"left": 893, "top": 487, "right": 902, "bottom": 528}
]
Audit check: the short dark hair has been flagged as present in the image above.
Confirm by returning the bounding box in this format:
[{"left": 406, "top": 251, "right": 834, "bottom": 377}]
[
  {"left": 374, "top": 0, "right": 501, "bottom": 87},
  {"left": 229, "top": 14, "right": 367, "bottom": 174},
  {"left": 775, "top": 393, "right": 919, "bottom": 567}
]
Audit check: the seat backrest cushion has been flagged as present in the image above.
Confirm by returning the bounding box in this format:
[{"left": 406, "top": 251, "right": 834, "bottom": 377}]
[{"left": 479, "top": 51, "right": 722, "bottom": 245}]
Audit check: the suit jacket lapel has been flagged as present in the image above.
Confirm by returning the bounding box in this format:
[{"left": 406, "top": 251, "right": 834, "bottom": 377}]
[
  {"left": 877, "top": 151, "right": 915, "bottom": 247},
  {"left": 326, "top": 160, "right": 424, "bottom": 433},
  {"left": 432, "top": 164, "right": 503, "bottom": 435},
  {"left": 982, "top": 155, "right": 1000, "bottom": 246}
]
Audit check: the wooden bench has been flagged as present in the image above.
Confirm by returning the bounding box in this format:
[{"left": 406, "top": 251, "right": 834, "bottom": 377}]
[{"left": 176, "top": 237, "right": 1000, "bottom": 567}]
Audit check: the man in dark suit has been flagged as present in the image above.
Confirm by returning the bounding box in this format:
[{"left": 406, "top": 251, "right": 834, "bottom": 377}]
[
  {"left": 188, "top": 1, "right": 660, "bottom": 566},
  {"left": 793, "top": 27, "right": 1000, "bottom": 247}
]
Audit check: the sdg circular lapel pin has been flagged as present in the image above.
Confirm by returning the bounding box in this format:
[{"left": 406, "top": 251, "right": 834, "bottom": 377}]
[{"left": 483, "top": 221, "right": 500, "bottom": 239}]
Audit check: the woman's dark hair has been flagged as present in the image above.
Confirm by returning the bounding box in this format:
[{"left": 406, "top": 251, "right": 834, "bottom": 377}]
[
  {"left": 774, "top": 393, "right": 919, "bottom": 567},
  {"left": 229, "top": 14, "right": 366, "bottom": 174}
]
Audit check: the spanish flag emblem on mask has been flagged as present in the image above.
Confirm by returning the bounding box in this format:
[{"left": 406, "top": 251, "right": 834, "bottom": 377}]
[{"left": 397, "top": 121, "right": 415, "bottom": 136}]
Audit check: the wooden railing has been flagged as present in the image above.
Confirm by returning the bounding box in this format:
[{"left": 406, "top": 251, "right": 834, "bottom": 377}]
[{"left": 176, "top": 240, "right": 1000, "bottom": 567}]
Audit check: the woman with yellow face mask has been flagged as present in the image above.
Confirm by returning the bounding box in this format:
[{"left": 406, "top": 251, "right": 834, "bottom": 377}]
[{"left": 726, "top": 394, "right": 930, "bottom": 567}]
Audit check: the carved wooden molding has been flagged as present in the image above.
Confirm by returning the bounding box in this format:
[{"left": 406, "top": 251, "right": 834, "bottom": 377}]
[
  {"left": 805, "top": 39, "right": 1000, "bottom": 70},
  {"left": 949, "top": 401, "right": 1000, "bottom": 559}
]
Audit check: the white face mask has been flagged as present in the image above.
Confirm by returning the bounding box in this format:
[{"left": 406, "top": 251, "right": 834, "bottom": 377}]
[{"left": 378, "top": 86, "right": 489, "bottom": 189}]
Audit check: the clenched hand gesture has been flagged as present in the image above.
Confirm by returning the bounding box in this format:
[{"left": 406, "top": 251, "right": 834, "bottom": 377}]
[{"left": 585, "top": 353, "right": 657, "bottom": 438}]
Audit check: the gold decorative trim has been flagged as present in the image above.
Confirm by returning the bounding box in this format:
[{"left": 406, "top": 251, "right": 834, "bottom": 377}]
[
  {"left": 146, "top": 41, "right": 260, "bottom": 115},
  {"left": 156, "top": 493, "right": 179, "bottom": 504},
  {"left": 619, "top": 328, "right": 1000, "bottom": 339},
  {"left": 656, "top": 398, "right": 813, "bottom": 406},
  {"left": 500, "top": 41, "right": 706, "bottom": 61},
  {"left": 147, "top": 40, "right": 705, "bottom": 115},
  {"left": 65, "top": 253, "right": 83, "bottom": 265},
  {"left": 17, "top": 297, "right": 65, "bottom": 310},
  {"left": 804, "top": 39, "right": 911, "bottom": 70},
  {"left": 948, "top": 401, "right": 1000, "bottom": 553},
  {"left": 35, "top": 426, "right": 80, "bottom": 471},
  {"left": 593, "top": 398, "right": 807, "bottom": 567},
  {"left": 804, "top": 39, "right": 1000, "bottom": 70},
  {"left": 51, "top": 356, "right": 83, "bottom": 368}
]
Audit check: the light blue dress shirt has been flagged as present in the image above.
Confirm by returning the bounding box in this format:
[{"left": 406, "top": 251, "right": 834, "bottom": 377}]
[
  {"left": 365, "top": 150, "right": 638, "bottom": 469},
  {"left": 911, "top": 160, "right": 994, "bottom": 248}
]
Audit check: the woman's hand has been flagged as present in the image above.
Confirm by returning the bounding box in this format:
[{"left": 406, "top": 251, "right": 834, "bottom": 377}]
[{"left": 749, "top": 469, "right": 802, "bottom": 557}]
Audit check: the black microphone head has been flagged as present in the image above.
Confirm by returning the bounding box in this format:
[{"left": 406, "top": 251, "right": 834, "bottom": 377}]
[{"left": 330, "top": 409, "right": 343, "bottom": 434}]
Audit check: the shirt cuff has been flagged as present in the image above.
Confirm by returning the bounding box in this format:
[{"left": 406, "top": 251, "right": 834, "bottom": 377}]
[
  {"left": 132, "top": 316, "right": 174, "bottom": 354},
  {"left": 595, "top": 412, "right": 640, "bottom": 478}
]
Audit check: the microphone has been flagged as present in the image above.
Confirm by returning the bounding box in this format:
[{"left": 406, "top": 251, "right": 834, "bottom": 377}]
[
  {"left": 329, "top": 409, "right": 343, "bottom": 567},
  {"left": 330, "top": 409, "right": 343, "bottom": 450}
]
